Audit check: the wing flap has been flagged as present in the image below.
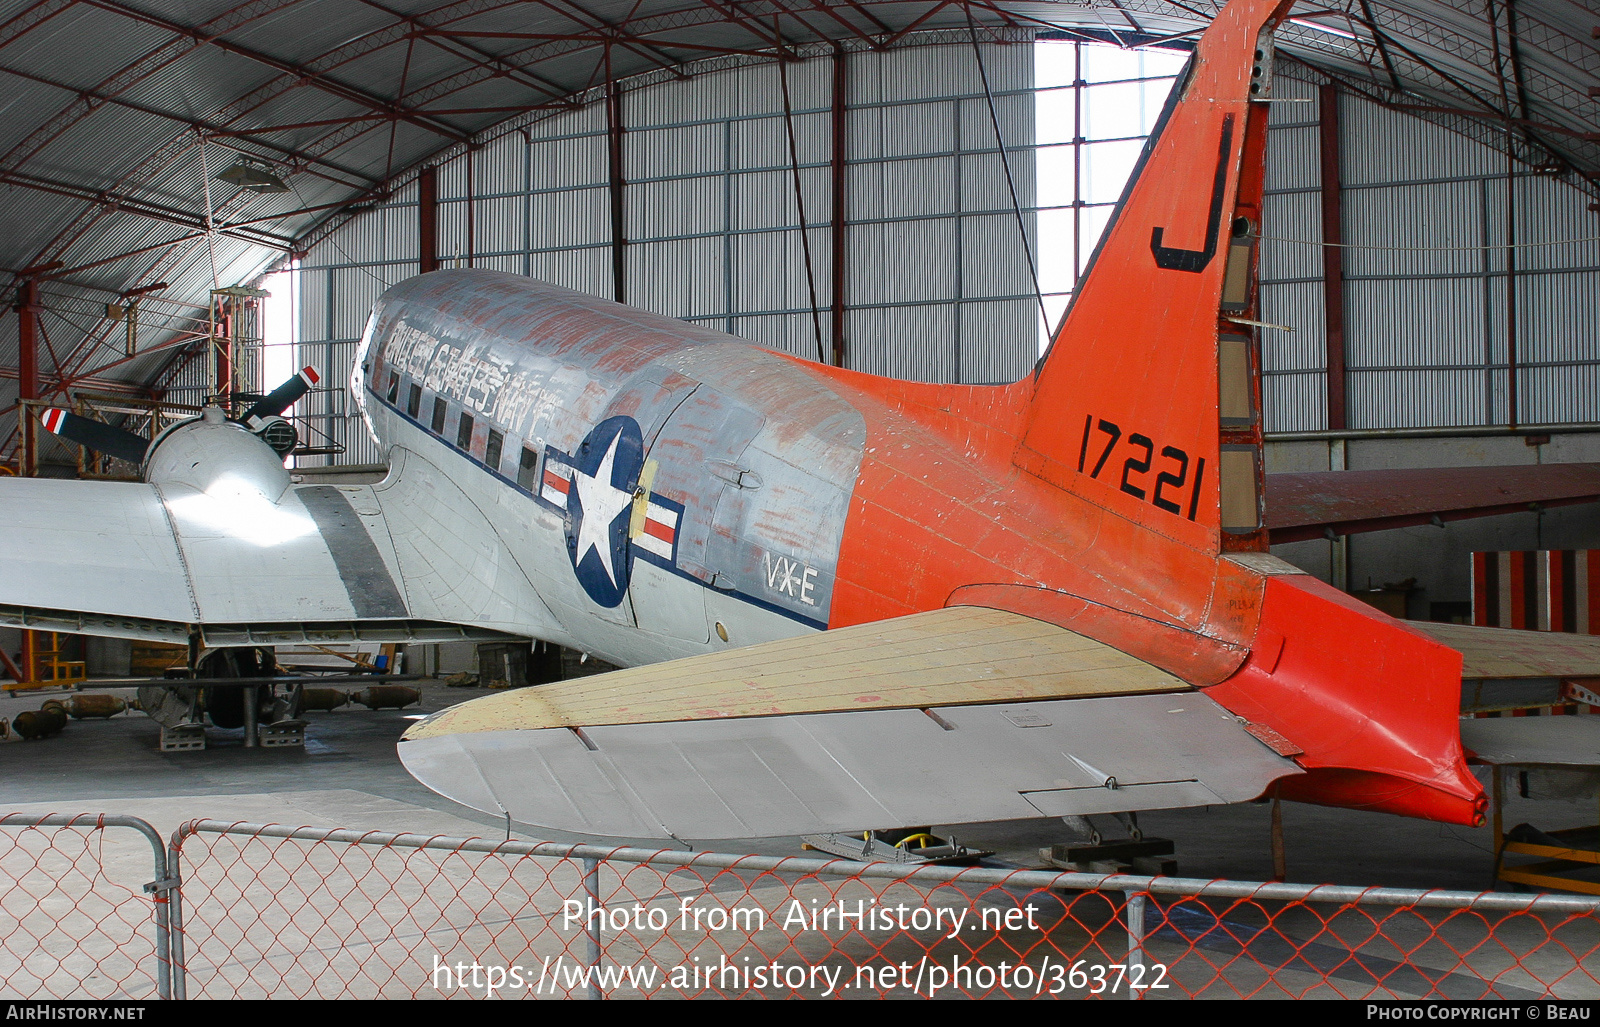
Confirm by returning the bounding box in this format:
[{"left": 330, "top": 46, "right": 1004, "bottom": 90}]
[
  {"left": 163, "top": 481, "right": 384, "bottom": 623},
  {"left": 400, "top": 695, "right": 1300, "bottom": 839}
]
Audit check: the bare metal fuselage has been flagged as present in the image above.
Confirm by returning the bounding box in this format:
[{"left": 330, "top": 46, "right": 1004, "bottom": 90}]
[{"left": 355, "top": 269, "right": 861, "bottom": 668}]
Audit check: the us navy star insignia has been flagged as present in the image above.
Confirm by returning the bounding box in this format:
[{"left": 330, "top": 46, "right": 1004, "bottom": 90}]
[{"left": 551, "top": 415, "right": 646, "bottom": 608}]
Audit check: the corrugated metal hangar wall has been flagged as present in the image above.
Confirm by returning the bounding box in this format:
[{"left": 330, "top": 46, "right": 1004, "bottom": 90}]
[
  {"left": 1261, "top": 66, "right": 1600, "bottom": 433},
  {"left": 287, "top": 40, "right": 1600, "bottom": 467},
  {"left": 296, "top": 39, "right": 1039, "bottom": 466}
]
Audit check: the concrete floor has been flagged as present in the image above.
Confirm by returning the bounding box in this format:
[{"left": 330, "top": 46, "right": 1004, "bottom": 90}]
[{"left": 0, "top": 679, "right": 1593, "bottom": 893}]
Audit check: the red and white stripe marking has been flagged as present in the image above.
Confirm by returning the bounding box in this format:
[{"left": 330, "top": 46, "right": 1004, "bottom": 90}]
[
  {"left": 300, "top": 366, "right": 320, "bottom": 387},
  {"left": 40, "top": 409, "right": 68, "bottom": 434},
  {"left": 635, "top": 500, "right": 678, "bottom": 560},
  {"left": 540, "top": 465, "right": 571, "bottom": 505}
]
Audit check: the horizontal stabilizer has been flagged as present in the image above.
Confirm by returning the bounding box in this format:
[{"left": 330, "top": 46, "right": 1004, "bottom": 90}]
[
  {"left": 406, "top": 605, "right": 1186, "bottom": 734},
  {"left": 401, "top": 606, "right": 1298, "bottom": 839},
  {"left": 400, "top": 695, "right": 1299, "bottom": 840},
  {"left": 1461, "top": 716, "right": 1600, "bottom": 768}
]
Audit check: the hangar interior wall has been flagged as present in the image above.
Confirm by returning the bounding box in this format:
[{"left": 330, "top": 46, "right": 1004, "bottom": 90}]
[
  {"left": 1261, "top": 64, "right": 1600, "bottom": 432},
  {"left": 287, "top": 40, "right": 1600, "bottom": 467},
  {"left": 294, "top": 42, "right": 1039, "bottom": 466}
]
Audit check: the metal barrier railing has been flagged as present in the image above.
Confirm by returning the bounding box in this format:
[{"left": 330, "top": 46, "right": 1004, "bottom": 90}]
[
  {"left": 3, "top": 812, "right": 1598, "bottom": 1000},
  {"left": 0, "top": 813, "right": 174, "bottom": 999},
  {"left": 165, "top": 820, "right": 1600, "bottom": 1000}
]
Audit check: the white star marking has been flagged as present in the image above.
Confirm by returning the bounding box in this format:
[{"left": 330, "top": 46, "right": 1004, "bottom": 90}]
[{"left": 571, "top": 431, "right": 636, "bottom": 588}]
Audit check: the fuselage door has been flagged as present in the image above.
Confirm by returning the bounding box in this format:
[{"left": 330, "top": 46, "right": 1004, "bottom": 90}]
[{"left": 632, "top": 387, "right": 765, "bottom": 643}]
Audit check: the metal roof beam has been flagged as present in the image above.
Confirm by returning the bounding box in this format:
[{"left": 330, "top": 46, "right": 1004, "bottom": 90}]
[
  {"left": 1294, "top": 56, "right": 1600, "bottom": 192},
  {"left": 692, "top": 0, "right": 792, "bottom": 50},
  {"left": 529, "top": 0, "right": 692, "bottom": 79},
  {"left": 0, "top": 0, "right": 307, "bottom": 178},
  {"left": 83, "top": 0, "right": 473, "bottom": 144},
  {"left": 0, "top": 63, "right": 381, "bottom": 187},
  {"left": 354, "top": 0, "right": 577, "bottom": 104},
  {"left": 11, "top": 233, "right": 202, "bottom": 280},
  {"left": 0, "top": 0, "right": 75, "bottom": 55},
  {"left": 0, "top": 169, "right": 296, "bottom": 251},
  {"left": 435, "top": 29, "right": 780, "bottom": 59},
  {"left": 817, "top": 0, "right": 895, "bottom": 39},
  {"left": 1356, "top": 0, "right": 1403, "bottom": 92},
  {"left": 879, "top": 2, "right": 954, "bottom": 48}
]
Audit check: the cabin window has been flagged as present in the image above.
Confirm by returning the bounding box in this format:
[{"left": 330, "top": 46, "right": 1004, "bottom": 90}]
[
  {"left": 485, "top": 430, "right": 504, "bottom": 471},
  {"left": 457, "top": 413, "right": 475, "bottom": 451},
  {"left": 431, "top": 397, "right": 447, "bottom": 434},
  {"left": 517, "top": 446, "right": 538, "bottom": 491},
  {"left": 385, "top": 373, "right": 399, "bottom": 404},
  {"left": 407, "top": 384, "right": 422, "bottom": 418}
]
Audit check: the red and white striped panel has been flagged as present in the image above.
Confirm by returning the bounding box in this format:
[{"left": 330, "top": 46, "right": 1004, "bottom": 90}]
[
  {"left": 634, "top": 499, "right": 678, "bottom": 560},
  {"left": 1473, "top": 550, "right": 1600, "bottom": 633},
  {"left": 1471, "top": 549, "right": 1600, "bottom": 715},
  {"left": 39, "top": 409, "right": 68, "bottom": 434},
  {"left": 540, "top": 465, "right": 570, "bottom": 506}
]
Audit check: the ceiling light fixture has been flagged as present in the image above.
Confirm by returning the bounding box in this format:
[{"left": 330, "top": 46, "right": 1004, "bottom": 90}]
[
  {"left": 1290, "top": 16, "right": 1358, "bottom": 40},
  {"left": 217, "top": 160, "right": 291, "bottom": 193}
]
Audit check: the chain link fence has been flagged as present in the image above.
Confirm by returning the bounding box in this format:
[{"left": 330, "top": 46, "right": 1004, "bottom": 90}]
[
  {"left": 0, "top": 814, "right": 174, "bottom": 1000},
  {"left": 2, "top": 812, "right": 1597, "bottom": 1000}
]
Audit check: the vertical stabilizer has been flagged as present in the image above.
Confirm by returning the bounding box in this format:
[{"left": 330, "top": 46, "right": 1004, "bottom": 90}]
[{"left": 1016, "top": 0, "right": 1290, "bottom": 555}]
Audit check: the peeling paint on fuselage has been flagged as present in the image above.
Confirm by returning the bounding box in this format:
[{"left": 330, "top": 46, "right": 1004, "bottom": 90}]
[{"left": 353, "top": 269, "right": 865, "bottom": 667}]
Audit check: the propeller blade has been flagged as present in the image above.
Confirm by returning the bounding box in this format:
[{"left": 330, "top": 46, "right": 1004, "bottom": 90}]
[
  {"left": 242, "top": 366, "right": 319, "bottom": 425},
  {"left": 39, "top": 408, "right": 149, "bottom": 465}
]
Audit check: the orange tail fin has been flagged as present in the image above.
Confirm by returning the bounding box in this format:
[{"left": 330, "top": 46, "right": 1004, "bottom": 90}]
[{"left": 1015, "top": 0, "right": 1290, "bottom": 554}]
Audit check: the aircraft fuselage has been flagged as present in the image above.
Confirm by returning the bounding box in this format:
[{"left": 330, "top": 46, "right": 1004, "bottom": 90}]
[
  {"left": 358, "top": 266, "right": 1481, "bottom": 828},
  {"left": 357, "top": 270, "right": 866, "bottom": 667},
  {"left": 355, "top": 269, "right": 1250, "bottom": 672}
]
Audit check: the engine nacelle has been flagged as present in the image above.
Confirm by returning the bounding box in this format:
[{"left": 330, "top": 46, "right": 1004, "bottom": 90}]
[{"left": 145, "top": 405, "right": 291, "bottom": 503}]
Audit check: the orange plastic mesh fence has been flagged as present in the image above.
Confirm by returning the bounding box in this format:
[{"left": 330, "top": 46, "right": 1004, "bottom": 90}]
[
  {"left": 0, "top": 815, "right": 171, "bottom": 1000},
  {"left": 164, "top": 821, "right": 1600, "bottom": 1000}
]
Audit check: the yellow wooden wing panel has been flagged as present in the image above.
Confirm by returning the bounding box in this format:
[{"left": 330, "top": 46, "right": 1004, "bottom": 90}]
[
  {"left": 407, "top": 605, "right": 1187, "bottom": 736},
  {"left": 1411, "top": 621, "right": 1600, "bottom": 679}
]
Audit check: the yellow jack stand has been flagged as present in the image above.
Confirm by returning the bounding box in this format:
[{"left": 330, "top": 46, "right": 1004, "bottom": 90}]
[
  {"left": 1, "top": 632, "right": 86, "bottom": 693},
  {"left": 1491, "top": 765, "right": 1600, "bottom": 896}
]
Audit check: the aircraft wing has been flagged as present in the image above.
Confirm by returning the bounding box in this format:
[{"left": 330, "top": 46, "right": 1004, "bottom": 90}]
[
  {"left": 0, "top": 449, "right": 549, "bottom": 647},
  {"left": 1460, "top": 716, "right": 1600, "bottom": 769},
  {"left": 1411, "top": 621, "right": 1600, "bottom": 680},
  {"left": 1405, "top": 620, "right": 1600, "bottom": 771},
  {"left": 400, "top": 607, "right": 1302, "bottom": 840},
  {"left": 1266, "top": 463, "right": 1600, "bottom": 543},
  {"left": 1408, "top": 621, "right": 1600, "bottom": 714}
]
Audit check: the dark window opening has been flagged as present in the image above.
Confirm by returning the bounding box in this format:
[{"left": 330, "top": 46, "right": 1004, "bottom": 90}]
[
  {"left": 517, "top": 446, "right": 539, "bottom": 491},
  {"left": 431, "top": 397, "right": 447, "bottom": 434},
  {"left": 385, "top": 373, "right": 399, "bottom": 404},
  {"left": 485, "top": 429, "right": 504, "bottom": 471},
  {"left": 407, "top": 384, "right": 422, "bottom": 418},
  {"left": 457, "top": 412, "right": 475, "bottom": 450}
]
